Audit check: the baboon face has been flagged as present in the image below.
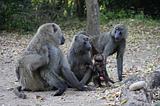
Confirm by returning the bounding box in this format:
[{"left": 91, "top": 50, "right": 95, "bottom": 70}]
[
  {"left": 75, "top": 34, "right": 92, "bottom": 51},
  {"left": 111, "top": 24, "right": 127, "bottom": 42},
  {"left": 51, "top": 23, "right": 65, "bottom": 45},
  {"left": 94, "top": 54, "right": 104, "bottom": 62}
]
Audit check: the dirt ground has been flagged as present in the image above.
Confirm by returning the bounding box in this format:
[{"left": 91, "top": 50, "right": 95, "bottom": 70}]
[{"left": 0, "top": 20, "right": 160, "bottom": 106}]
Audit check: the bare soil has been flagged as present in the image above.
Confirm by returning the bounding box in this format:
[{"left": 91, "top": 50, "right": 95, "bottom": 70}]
[{"left": 0, "top": 20, "right": 159, "bottom": 106}]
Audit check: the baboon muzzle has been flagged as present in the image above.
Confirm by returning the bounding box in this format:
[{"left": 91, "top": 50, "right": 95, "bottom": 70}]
[
  {"left": 115, "top": 30, "right": 121, "bottom": 41},
  {"left": 86, "top": 46, "right": 91, "bottom": 51}
]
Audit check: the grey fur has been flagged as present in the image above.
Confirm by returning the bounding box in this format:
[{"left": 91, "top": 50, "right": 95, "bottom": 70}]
[
  {"left": 67, "top": 32, "right": 93, "bottom": 85},
  {"left": 96, "top": 24, "right": 128, "bottom": 81},
  {"left": 14, "top": 23, "right": 86, "bottom": 98}
]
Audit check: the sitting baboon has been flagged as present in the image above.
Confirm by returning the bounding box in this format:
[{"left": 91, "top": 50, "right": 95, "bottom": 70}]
[
  {"left": 14, "top": 23, "right": 88, "bottom": 98},
  {"left": 96, "top": 24, "right": 128, "bottom": 81},
  {"left": 93, "top": 54, "right": 114, "bottom": 87},
  {"left": 67, "top": 32, "right": 93, "bottom": 85}
]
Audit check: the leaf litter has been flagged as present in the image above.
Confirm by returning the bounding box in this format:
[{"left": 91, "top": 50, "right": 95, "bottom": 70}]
[{"left": 0, "top": 19, "right": 160, "bottom": 105}]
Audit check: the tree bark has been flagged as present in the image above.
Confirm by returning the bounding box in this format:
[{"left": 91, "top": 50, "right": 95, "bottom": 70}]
[{"left": 85, "top": 0, "right": 100, "bottom": 48}]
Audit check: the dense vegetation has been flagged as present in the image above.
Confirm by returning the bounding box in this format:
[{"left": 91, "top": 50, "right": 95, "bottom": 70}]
[{"left": 0, "top": 0, "right": 160, "bottom": 32}]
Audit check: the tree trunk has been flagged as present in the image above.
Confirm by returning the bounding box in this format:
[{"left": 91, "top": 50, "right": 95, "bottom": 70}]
[
  {"left": 85, "top": 0, "right": 100, "bottom": 53},
  {"left": 85, "top": 0, "right": 100, "bottom": 37}
]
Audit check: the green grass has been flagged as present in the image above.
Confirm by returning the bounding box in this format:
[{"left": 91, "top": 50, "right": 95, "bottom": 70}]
[{"left": 100, "top": 10, "right": 160, "bottom": 26}]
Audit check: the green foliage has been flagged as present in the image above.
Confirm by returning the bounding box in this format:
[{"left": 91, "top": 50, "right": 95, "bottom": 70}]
[
  {"left": 0, "top": 1, "right": 5, "bottom": 30},
  {"left": 0, "top": 0, "right": 35, "bottom": 32},
  {"left": 134, "top": 11, "right": 145, "bottom": 20},
  {"left": 0, "top": 0, "right": 85, "bottom": 32},
  {"left": 100, "top": 10, "right": 128, "bottom": 24},
  {"left": 0, "top": 0, "right": 160, "bottom": 32},
  {"left": 99, "top": 9, "right": 157, "bottom": 25},
  {"left": 5, "top": 13, "right": 36, "bottom": 32}
]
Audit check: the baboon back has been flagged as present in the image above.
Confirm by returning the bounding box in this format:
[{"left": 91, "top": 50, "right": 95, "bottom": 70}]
[{"left": 15, "top": 23, "right": 88, "bottom": 98}]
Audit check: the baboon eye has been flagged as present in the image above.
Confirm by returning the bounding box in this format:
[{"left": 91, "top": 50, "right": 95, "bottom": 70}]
[
  {"left": 75, "top": 35, "right": 78, "bottom": 41},
  {"left": 86, "top": 37, "right": 89, "bottom": 40},
  {"left": 84, "top": 37, "right": 89, "bottom": 41}
]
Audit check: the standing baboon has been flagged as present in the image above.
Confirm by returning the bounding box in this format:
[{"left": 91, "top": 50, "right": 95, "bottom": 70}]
[
  {"left": 67, "top": 32, "right": 93, "bottom": 85},
  {"left": 96, "top": 24, "right": 128, "bottom": 81},
  {"left": 14, "top": 23, "right": 88, "bottom": 98},
  {"left": 93, "top": 54, "right": 114, "bottom": 87}
]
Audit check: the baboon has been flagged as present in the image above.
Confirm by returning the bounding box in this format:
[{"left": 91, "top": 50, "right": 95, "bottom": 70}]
[
  {"left": 73, "top": 31, "right": 99, "bottom": 57},
  {"left": 14, "top": 23, "right": 88, "bottom": 98},
  {"left": 96, "top": 24, "right": 128, "bottom": 81},
  {"left": 67, "top": 32, "right": 93, "bottom": 85},
  {"left": 147, "top": 67, "right": 160, "bottom": 89},
  {"left": 92, "top": 54, "right": 114, "bottom": 87}
]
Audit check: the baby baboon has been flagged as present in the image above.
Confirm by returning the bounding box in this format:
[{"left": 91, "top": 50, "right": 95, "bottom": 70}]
[
  {"left": 97, "top": 24, "right": 128, "bottom": 81},
  {"left": 93, "top": 54, "right": 114, "bottom": 87},
  {"left": 67, "top": 32, "right": 93, "bottom": 85},
  {"left": 14, "top": 23, "right": 87, "bottom": 98}
]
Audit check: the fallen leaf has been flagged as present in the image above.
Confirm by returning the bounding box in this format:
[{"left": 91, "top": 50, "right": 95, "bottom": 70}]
[
  {"left": 121, "top": 99, "right": 128, "bottom": 104},
  {"left": 36, "top": 95, "right": 44, "bottom": 101}
]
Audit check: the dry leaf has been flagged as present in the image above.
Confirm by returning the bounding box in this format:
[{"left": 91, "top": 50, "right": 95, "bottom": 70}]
[
  {"left": 121, "top": 99, "right": 128, "bottom": 104},
  {"left": 36, "top": 95, "right": 44, "bottom": 101}
]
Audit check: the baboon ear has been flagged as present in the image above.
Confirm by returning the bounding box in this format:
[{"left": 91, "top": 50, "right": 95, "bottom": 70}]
[{"left": 52, "top": 24, "right": 57, "bottom": 33}]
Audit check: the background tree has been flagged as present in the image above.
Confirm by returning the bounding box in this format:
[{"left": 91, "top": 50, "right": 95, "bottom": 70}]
[
  {"left": 85, "top": 0, "right": 100, "bottom": 50},
  {"left": 0, "top": 0, "right": 160, "bottom": 32},
  {"left": 75, "top": 0, "right": 86, "bottom": 18}
]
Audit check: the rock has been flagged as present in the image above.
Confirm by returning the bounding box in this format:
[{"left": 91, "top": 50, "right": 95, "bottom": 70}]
[
  {"left": 129, "top": 81, "right": 146, "bottom": 91},
  {"left": 121, "top": 88, "right": 151, "bottom": 106},
  {"left": 123, "top": 74, "right": 145, "bottom": 86},
  {"left": 154, "top": 101, "right": 160, "bottom": 106}
]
